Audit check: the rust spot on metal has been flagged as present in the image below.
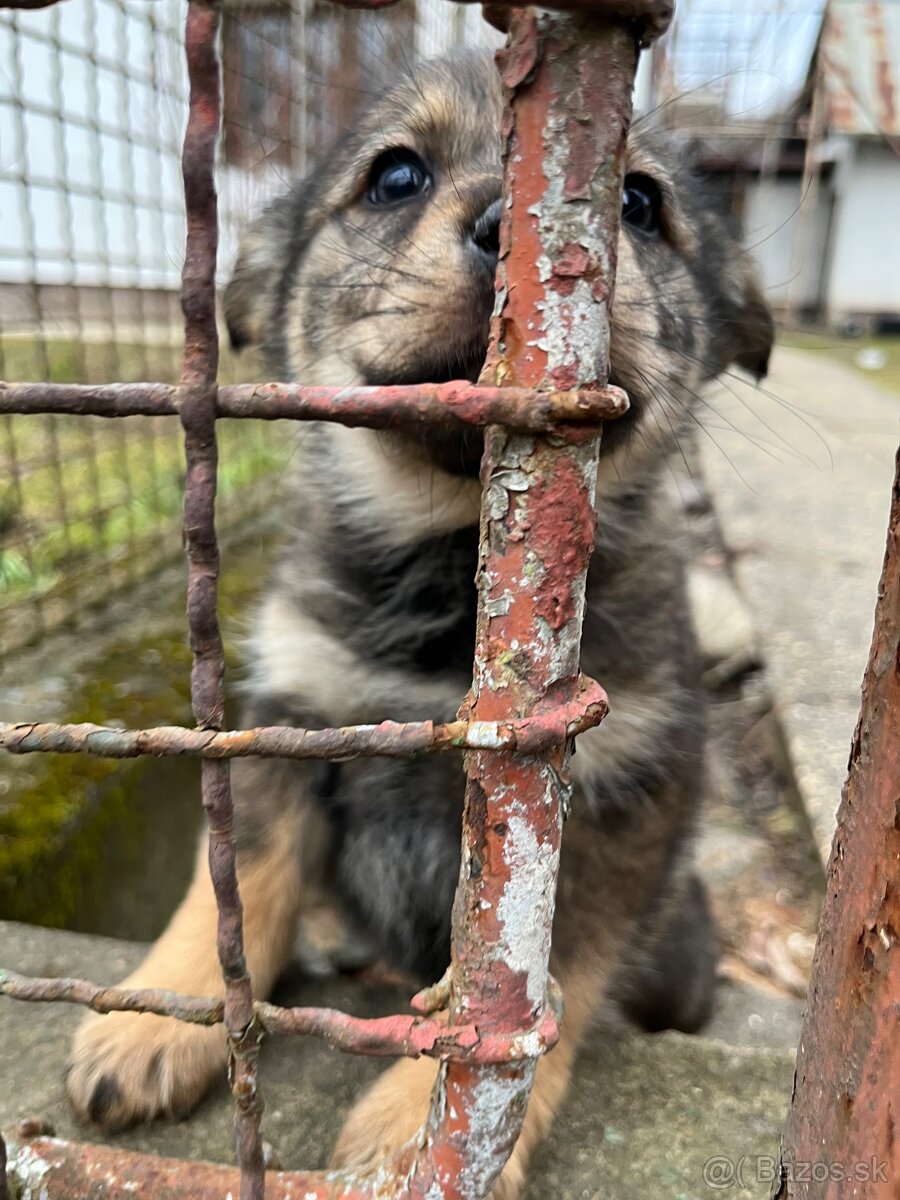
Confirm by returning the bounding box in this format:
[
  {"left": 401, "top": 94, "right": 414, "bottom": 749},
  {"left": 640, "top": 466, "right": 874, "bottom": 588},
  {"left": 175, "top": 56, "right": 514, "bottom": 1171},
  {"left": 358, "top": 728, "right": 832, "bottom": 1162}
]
[{"left": 530, "top": 461, "right": 599, "bottom": 631}]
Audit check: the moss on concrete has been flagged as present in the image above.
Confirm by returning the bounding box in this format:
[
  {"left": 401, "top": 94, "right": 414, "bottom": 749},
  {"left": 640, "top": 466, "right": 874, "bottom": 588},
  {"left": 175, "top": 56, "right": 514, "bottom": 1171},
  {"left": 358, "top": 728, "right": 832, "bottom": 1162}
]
[{"left": 0, "top": 533, "right": 276, "bottom": 938}]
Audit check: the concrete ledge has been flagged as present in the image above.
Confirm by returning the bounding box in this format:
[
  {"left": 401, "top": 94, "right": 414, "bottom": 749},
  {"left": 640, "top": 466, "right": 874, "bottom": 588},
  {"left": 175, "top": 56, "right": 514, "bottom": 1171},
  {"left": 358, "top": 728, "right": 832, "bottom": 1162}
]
[
  {"left": 1, "top": 921, "right": 795, "bottom": 1198},
  {"left": 698, "top": 345, "right": 898, "bottom": 863}
]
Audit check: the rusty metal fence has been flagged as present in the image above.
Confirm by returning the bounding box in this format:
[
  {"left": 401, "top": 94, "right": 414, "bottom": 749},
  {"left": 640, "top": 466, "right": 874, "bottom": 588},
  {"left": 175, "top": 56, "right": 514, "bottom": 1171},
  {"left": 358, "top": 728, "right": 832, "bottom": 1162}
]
[
  {"left": 0, "top": 0, "right": 667, "bottom": 1195},
  {"left": 0, "top": 0, "right": 496, "bottom": 658}
]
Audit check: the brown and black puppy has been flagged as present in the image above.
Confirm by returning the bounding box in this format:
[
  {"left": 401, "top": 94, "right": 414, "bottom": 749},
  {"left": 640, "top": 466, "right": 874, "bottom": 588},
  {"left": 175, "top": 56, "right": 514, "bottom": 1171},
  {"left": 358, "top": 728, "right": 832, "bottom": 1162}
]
[{"left": 67, "top": 49, "right": 772, "bottom": 1196}]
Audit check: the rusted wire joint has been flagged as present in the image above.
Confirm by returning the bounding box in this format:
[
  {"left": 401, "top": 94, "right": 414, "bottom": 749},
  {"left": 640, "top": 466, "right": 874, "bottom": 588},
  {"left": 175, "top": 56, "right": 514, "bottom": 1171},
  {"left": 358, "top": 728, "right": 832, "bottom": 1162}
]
[{"left": 0, "top": 968, "right": 561, "bottom": 1065}]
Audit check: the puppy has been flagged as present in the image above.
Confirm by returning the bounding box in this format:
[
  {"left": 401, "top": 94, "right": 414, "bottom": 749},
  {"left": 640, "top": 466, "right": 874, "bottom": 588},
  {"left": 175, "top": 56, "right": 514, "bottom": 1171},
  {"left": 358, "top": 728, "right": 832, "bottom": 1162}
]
[{"left": 67, "top": 49, "right": 772, "bottom": 1196}]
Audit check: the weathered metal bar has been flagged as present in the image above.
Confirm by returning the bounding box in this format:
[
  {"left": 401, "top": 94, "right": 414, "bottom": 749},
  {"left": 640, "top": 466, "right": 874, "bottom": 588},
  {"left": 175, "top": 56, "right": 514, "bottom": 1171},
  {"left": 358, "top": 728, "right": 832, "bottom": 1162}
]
[
  {"left": 0, "top": 680, "right": 608, "bottom": 761},
  {"left": 0, "top": 380, "right": 629, "bottom": 431},
  {"left": 398, "top": 12, "right": 641, "bottom": 1197},
  {"left": 329, "top": 0, "right": 674, "bottom": 45},
  {"left": 0, "top": 969, "right": 559, "bottom": 1063},
  {"left": 775, "top": 450, "right": 900, "bottom": 1199},
  {"left": 0, "top": 1136, "right": 373, "bottom": 1200},
  {"left": 178, "top": 1, "right": 265, "bottom": 1197}
]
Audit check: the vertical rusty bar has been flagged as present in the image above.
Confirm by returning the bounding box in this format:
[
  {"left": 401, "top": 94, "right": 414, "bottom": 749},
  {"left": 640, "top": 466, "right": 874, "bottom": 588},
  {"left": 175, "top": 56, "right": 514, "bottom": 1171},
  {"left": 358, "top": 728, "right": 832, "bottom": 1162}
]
[
  {"left": 0, "top": 1129, "right": 8, "bottom": 1200},
  {"left": 407, "top": 13, "right": 641, "bottom": 1197},
  {"left": 775, "top": 452, "right": 900, "bottom": 1199},
  {"left": 179, "top": 2, "right": 265, "bottom": 1198}
]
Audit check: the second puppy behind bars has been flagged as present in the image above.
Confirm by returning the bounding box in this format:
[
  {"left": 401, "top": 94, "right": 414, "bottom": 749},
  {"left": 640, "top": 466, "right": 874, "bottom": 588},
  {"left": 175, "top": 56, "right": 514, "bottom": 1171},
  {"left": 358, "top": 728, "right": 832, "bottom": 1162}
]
[{"left": 67, "top": 48, "right": 772, "bottom": 1196}]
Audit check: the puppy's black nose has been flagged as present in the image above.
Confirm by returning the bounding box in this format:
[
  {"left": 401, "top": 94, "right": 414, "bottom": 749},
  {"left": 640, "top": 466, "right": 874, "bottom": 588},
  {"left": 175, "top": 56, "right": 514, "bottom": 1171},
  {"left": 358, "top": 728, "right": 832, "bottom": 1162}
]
[{"left": 471, "top": 199, "right": 501, "bottom": 265}]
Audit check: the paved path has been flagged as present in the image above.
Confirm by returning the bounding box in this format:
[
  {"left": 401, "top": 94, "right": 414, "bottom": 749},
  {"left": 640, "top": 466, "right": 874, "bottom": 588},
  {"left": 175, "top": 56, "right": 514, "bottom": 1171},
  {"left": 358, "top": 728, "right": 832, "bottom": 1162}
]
[{"left": 699, "top": 345, "right": 899, "bottom": 863}]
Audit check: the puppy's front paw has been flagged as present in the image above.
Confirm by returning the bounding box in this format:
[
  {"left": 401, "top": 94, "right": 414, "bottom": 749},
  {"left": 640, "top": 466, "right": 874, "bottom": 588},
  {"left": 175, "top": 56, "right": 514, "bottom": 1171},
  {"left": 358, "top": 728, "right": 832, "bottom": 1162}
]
[{"left": 67, "top": 1008, "right": 226, "bottom": 1130}]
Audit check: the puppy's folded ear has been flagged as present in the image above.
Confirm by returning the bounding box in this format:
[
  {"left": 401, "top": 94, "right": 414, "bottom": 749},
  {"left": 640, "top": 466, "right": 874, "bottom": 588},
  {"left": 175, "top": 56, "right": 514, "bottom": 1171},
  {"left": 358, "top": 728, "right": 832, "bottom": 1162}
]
[{"left": 223, "top": 192, "right": 301, "bottom": 352}]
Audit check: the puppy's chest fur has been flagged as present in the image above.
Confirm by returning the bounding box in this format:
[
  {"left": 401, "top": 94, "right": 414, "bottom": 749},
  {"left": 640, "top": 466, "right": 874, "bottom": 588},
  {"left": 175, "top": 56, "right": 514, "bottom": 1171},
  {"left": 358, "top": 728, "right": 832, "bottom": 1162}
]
[
  {"left": 326, "top": 520, "right": 480, "bottom": 676},
  {"left": 255, "top": 437, "right": 696, "bottom": 722},
  {"left": 246, "top": 465, "right": 701, "bottom": 979}
]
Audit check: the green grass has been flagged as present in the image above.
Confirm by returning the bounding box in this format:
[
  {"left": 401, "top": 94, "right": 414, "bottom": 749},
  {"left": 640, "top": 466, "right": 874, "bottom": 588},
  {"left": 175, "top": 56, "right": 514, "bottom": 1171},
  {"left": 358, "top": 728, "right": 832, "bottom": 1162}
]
[
  {"left": 779, "top": 331, "right": 900, "bottom": 399},
  {"left": 0, "top": 336, "right": 185, "bottom": 386},
  {"left": 0, "top": 334, "right": 291, "bottom": 636}
]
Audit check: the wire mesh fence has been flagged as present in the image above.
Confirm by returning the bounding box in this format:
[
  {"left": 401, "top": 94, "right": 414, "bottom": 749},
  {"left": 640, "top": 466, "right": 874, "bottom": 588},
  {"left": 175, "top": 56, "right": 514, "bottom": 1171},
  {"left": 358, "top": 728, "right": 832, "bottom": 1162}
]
[{"left": 0, "top": 0, "right": 497, "bottom": 657}]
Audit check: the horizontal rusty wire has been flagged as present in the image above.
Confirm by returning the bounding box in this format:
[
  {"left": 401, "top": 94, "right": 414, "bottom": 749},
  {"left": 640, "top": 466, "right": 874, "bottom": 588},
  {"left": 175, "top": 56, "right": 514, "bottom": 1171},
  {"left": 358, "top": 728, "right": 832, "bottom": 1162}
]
[
  {"left": 0, "top": 379, "right": 629, "bottom": 432},
  {"left": 0, "top": 677, "right": 608, "bottom": 761},
  {"left": 176, "top": 0, "right": 269, "bottom": 1193},
  {"left": 0, "top": 969, "right": 560, "bottom": 1064}
]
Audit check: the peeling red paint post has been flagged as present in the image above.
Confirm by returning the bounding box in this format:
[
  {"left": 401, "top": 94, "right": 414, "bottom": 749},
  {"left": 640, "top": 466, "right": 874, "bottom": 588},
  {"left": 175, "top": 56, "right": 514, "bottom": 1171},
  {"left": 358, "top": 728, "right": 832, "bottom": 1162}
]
[
  {"left": 403, "top": 13, "right": 643, "bottom": 1197},
  {"left": 775, "top": 451, "right": 900, "bottom": 1200}
]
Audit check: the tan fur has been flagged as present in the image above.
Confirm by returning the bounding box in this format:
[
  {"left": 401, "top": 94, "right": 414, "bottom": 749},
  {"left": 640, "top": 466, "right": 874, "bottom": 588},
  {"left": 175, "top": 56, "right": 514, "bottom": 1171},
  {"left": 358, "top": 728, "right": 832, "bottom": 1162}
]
[
  {"left": 569, "top": 685, "right": 693, "bottom": 793},
  {"left": 325, "top": 426, "right": 482, "bottom": 545}
]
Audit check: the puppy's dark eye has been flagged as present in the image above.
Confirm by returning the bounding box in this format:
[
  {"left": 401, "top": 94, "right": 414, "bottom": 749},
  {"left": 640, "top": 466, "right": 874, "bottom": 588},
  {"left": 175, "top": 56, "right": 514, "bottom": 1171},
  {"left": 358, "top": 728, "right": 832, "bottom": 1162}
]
[
  {"left": 622, "top": 173, "right": 662, "bottom": 235},
  {"left": 367, "top": 149, "right": 431, "bottom": 206}
]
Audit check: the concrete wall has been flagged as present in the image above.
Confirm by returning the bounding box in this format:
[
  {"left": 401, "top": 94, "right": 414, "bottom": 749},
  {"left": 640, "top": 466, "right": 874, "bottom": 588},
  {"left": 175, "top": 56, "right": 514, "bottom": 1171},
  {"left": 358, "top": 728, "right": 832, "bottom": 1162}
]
[
  {"left": 744, "top": 175, "right": 832, "bottom": 314},
  {"left": 744, "top": 140, "right": 900, "bottom": 322},
  {"left": 825, "top": 140, "right": 900, "bottom": 320}
]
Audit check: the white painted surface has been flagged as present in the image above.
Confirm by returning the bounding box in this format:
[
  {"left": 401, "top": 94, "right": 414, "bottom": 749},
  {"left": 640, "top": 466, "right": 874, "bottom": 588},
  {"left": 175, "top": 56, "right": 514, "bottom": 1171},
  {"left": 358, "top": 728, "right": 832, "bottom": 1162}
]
[
  {"left": 743, "top": 140, "right": 900, "bottom": 319},
  {"left": 744, "top": 175, "right": 832, "bottom": 312},
  {"left": 825, "top": 140, "right": 900, "bottom": 318}
]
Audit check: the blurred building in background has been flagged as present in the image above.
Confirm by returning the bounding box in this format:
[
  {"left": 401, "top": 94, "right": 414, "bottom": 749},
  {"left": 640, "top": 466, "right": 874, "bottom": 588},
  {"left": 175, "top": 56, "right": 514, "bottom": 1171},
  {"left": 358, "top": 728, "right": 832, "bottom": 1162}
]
[{"left": 637, "top": 0, "right": 900, "bottom": 331}]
